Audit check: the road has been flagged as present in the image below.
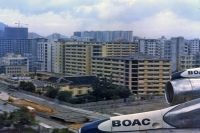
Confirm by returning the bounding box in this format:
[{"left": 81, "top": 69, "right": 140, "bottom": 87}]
[{"left": 0, "top": 83, "right": 110, "bottom": 123}]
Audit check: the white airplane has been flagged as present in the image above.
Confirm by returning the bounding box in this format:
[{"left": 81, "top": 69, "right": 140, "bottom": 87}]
[{"left": 79, "top": 68, "right": 200, "bottom": 133}]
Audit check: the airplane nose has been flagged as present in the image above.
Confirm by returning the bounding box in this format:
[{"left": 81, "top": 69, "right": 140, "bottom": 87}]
[{"left": 79, "top": 119, "right": 109, "bottom": 133}]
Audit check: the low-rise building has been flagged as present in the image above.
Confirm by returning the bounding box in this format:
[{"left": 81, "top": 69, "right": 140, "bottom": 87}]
[
  {"left": 46, "top": 76, "right": 97, "bottom": 96},
  {"left": 0, "top": 53, "right": 29, "bottom": 76}
]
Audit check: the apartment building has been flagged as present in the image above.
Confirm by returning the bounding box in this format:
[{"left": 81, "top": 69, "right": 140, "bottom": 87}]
[
  {"left": 63, "top": 42, "right": 138, "bottom": 75},
  {"left": 64, "top": 42, "right": 93, "bottom": 75},
  {"left": 98, "top": 43, "right": 138, "bottom": 57},
  {"left": 139, "top": 39, "right": 164, "bottom": 58},
  {"left": 51, "top": 41, "right": 64, "bottom": 74},
  {"left": 0, "top": 53, "right": 29, "bottom": 76},
  {"left": 36, "top": 39, "right": 52, "bottom": 72},
  {"left": 179, "top": 55, "right": 196, "bottom": 70},
  {"left": 189, "top": 39, "right": 200, "bottom": 55},
  {"left": 92, "top": 54, "right": 171, "bottom": 95}
]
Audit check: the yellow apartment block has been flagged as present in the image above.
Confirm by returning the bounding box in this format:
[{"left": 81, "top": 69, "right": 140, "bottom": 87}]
[
  {"left": 64, "top": 42, "right": 92, "bottom": 76},
  {"left": 92, "top": 54, "right": 171, "bottom": 95},
  {"left": 63, "top": 42, "right": 138, "bottom": 76},
  {"left": 60, "top": 85, "right": 92, "bottom": 96}
]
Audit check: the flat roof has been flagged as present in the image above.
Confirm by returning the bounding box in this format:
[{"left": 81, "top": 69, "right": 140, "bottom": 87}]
[{"left": 93, "top": 54, "right": 170, "bottom": 61}]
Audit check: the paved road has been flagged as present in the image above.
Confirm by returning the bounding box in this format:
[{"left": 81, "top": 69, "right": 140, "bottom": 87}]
[{"left": 0, "top": 83, "right": 110, "bottom": 123}]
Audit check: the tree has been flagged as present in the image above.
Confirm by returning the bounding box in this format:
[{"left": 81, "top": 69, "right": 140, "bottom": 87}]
[
  {"left": 10, "top": 107, "right": 36, "bottom": 133},
  {"left": 0, "top": 107, "right": 36, "bottom": 133},
  {"left": 57, "top": 91, "right": 72, "bottom": 102},
  {"left": 91, "top": 77, "right": 131, "bottom": 101},
  {"left": 19, "top": 81, "right": 35, "bottom": 92},
  {"left": 0, "top": 111, "right": 12, "bottom": 128},
  {"left": 44, "top": 86, "right": 59, "bottom": 99},
  {"left": 116, "top": 85, "right": 131, "bottom": 99}
]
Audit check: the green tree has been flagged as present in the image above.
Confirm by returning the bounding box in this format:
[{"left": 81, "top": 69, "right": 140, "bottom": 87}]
[
  {"left": 10, "top": 107, "right": 36, "bottom": 133},
  {"left": 0, "top": 111, "right": 12, "bottom": 128},
  {"left": 116, "top": 85, "right": 131, "bottom": 99},
  {"left": 19, "top": 81, "right": 35, "bottom": 92},
  {"left": 57, "top": 91, "right": 72, "bottom": 102},
  {"left": 44, "top": 86, "right": 59, "bottom": 99},
  {"left": 91, "top": 77, "right": 131, "bottom": 101},
  {"left": 0, "top": 107, "right": 36, "bottom": 132}
]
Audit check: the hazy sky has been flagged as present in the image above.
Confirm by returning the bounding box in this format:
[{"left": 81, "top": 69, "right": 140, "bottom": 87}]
[{"left": 0, "top": 0, "right": 200, "bottom": 38}]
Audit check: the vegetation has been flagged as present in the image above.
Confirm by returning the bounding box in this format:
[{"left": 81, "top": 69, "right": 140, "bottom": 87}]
[
  {"left": 0, "top": 107, "right": 36, "bottom": 133},
  {"left": 44, "top": 86, "right": 59, "bottom": 99},
  {"left": 90, "top": 77, "right": 130, "bottom": 100},
  {"left": 70, "top": 77, "right": 131, "bottom": 103},
  {"left": 57, "top": 91, "right": 72, "bottom": 102},
  {"left": 18, "top": 77, "right": 131, "bottom": 104},
  {"left": 52, "top": 128, "right": 74, "bottom": 133},
  {"left": 19, "top": 81, "right": 35, "bottom": 92},
  {"left": 44, "top": 87, "right": 72, "bottom": 102}
]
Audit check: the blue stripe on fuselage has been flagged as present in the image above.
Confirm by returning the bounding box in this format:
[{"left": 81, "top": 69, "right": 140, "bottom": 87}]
[
  {"left": 80, "top": 119, "right": 110, "bottom": 133},
  {"left": 171, "top": 71, "right": 183, "bottom": 80}
]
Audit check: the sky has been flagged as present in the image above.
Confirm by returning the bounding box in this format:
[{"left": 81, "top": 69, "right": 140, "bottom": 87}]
[{"left": 0, "top": 0, "right": 200, "bottom": 38}]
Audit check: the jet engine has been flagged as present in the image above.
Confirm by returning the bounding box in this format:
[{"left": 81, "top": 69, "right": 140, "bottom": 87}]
[{"left": 165, "top": 68, "right": 200, "bottom": 105}]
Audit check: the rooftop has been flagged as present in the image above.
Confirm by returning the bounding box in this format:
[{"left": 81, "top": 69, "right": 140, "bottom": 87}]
[
  {"left": 46, "top": 76, "right": 98, "bottom": 85},
  {"left": 93, "top": 53, "right": 169, "bottom": 61}
]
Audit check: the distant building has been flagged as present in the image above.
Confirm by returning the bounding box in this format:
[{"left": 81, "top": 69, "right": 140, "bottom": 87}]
[
  {"left": 0, "top": 30, "right": 4, "bottom": 39},
  {"left": 73, "top": 31, "right": 133, "bottom": 42},
  {"left": 0, "top": 26, "right": 36, "bottom": 72},
  {"left": 3, "top": 26, "right": 28, "bottom": 39},
  {"left": 35, "top": 39, "right": 52, "bottom": 72},
  {"left": 139, "top": 39, "right": 164, "bottom": 58},
  {"left": 179, "top": 55, "right": 196, "bottom": 70},
  {"left": 73, "top": 32, "right": 82, "bottom": 37},
  {"left": 170, "top": 37, "right": 189, "bottom": 71},
  {"left": 138, "top": 37, "right": 200, "bottom": 72},
  {"left": 0, "top": 53, "right": 29, "bottom": 76},
  {"left": 92, "top": 54, "right": 171, "bottom": 95},
  {"left": 189, "top": 39, "right": 200, "bottom": 55},
  {"left": 0, "top": 39, "right": 32, "bottom": 57}
]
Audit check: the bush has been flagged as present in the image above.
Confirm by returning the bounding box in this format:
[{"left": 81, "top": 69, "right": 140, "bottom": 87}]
[
  {"left": 19, "top": 81, "right": 35, "bottom": 92},
  {"left": 44, "top": 86, "right": 59, "bottom": 99},
  {"left": 57, "top": 91, "right": 72, "bottom": 102}
]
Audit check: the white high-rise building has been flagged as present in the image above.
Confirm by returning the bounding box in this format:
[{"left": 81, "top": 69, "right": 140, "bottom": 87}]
[
  {"left": 139, "top": 39, "right": 164, "bottom": 58},
  {"left": 189, "top": 39, "right": 200, "bottom": 55},
  {"left": 170, "top": 37, "right": 189, "bottom": 71},
  {"left": 36, "top": 40, "right": 52, "bottom": 72}
]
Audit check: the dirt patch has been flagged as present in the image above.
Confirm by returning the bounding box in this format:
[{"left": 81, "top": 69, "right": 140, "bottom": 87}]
[
  {"left": 68, "top": 123, "right": 83, "bottom": 130},
  {"left": 13, "top": 98, "right": 55, "bottom": 114}
]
